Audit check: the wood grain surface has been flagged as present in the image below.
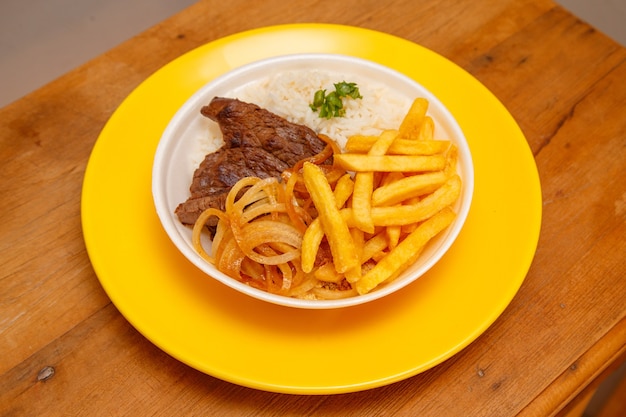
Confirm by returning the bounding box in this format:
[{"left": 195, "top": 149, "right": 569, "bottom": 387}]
[{"left": 1, "top": 0, "right": 624, "bottom": 415}]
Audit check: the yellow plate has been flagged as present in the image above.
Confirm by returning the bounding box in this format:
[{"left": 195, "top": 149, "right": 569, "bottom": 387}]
[{"left": 81, "top": 24, "right": 541, "bottom": 394}]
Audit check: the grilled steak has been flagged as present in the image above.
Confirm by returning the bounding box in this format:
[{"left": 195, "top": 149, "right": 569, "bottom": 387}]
[
  {"left": 175, "top": 97, "right": 327, "bottom": 226},
  {"left": 201, "top": 97, "right": 326, "bottom": 164}
]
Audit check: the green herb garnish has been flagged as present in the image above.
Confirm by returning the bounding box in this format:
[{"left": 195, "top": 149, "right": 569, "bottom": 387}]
[{"left": 310, "top": 81, "right": 363, "bottom": 119}]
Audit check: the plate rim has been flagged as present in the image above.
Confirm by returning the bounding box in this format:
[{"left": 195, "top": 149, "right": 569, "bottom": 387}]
[{"left": 81, "top": 23, "right": 542, "bottom": 394}]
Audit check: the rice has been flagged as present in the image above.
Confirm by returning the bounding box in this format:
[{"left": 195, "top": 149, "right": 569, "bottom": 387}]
[{"left": 225, "top": 69, "right": 412, "bottom": 150}]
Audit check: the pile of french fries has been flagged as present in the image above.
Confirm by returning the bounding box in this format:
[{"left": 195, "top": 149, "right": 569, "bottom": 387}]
[{"left": 302, "top": 97, "right": 462, "bottom": 295}]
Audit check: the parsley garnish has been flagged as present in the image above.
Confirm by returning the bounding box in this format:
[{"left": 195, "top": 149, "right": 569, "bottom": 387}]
[{"left": 310, "top": 81, "right": 363, "bottom": 119}]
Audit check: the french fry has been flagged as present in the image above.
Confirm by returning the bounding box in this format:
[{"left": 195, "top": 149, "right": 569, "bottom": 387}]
[
  {"left": 386, "top": 225, "right": 402, "bottom": 251},
  {"left": 333, "top": 173, "right": 355, "bottom": 208},
  {"left": 302, "top": 162, "right": 359, "bottom": 273},
  {"left": 368, "top": 129, "right": 398, "bottom": 155},
  {"left": 350, "top": 130, "right": 397, "bottom": 234},
  {"left": 391, "top": 139, "right": 449, "bottom": 155},
  {"left": 301, "top": 218, "right": 324, "bottom": 273},
  {"left": 370, "top": 175, "right": 461, "bottom": 226},
  {"left": 355, "top": 207, "right": 456, "bottom": 294},
  {"left": 334, "top": 154, "right": 446, "bottom": 172},
  {"left": 345, "top": 228, "right": 365, "bottom": 283},
  {"left": 345, "top": 136, "right": 450, "bottom": 155},
  {"left": 301, "top": 172, "right": 357, "bottom": 273},
  {"left": 444, "top": 144, "right": 458, "bottom": 177},
  {"left": 398, "top": 97, "right": 429, "bottom": 139},
  {"left": 371, "top": 171, "right": 448, "bottom": 207},
  {"left": 352, "top": 171, "right": 375, "bottom": 234},
  {"left": 417, "top": 116, "right": 435, "bottom": 141},
  {"left": 360, "top": 232, "right": 390, "bottom": 264}
]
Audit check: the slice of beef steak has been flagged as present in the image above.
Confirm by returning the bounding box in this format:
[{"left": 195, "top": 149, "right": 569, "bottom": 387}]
[
  {"left": 201, "top": 97, "right": 326, "bottom": 165},
  {"left": 175, "top": 97, "right": 327, "bottom": 226},
  {"left": 175, "top": 146, "right": 289, "bottom": 226}
]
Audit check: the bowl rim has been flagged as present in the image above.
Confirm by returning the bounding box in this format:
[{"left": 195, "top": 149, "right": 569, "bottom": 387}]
[{"left": 152, "top": 52, "right": 474, "bottom": 309}]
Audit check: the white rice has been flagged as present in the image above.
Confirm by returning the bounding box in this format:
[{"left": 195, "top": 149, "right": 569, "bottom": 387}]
[{"left": 211, "top": 69, "right": 411, "bottom": 151}]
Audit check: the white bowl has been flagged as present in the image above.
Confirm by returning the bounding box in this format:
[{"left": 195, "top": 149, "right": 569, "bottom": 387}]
[{"left": 152, "top": 53, "right": 474, "bottom": 309}]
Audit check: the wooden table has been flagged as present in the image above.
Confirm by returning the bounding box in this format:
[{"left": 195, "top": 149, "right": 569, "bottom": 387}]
[{"left": 1, "top": 0, "right": 624, "bottom": 415}]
